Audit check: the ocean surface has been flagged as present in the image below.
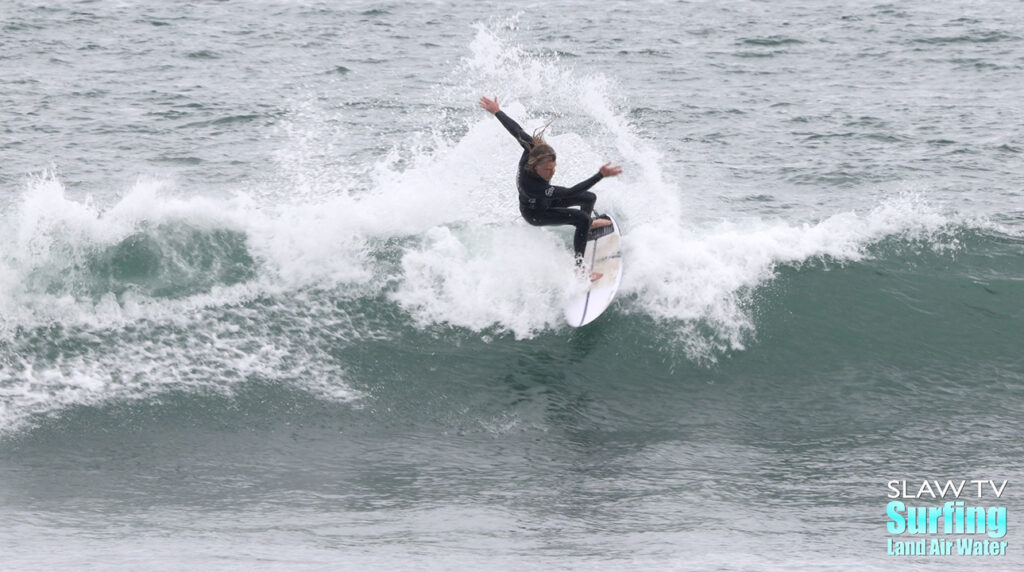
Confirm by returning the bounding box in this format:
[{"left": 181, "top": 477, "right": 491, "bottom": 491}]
[{"left": 2, "top": 1, "right": 1023, "bottom": 570}]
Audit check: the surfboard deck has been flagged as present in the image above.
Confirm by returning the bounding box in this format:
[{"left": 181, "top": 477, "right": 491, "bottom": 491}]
[{"left": 563, "top": 214, "right": 623, "bottom": 327}]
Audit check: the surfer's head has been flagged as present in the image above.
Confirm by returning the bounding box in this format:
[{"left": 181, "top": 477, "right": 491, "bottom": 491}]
[
  {"left": 527, "top": 143, "right": 557, "bottom": 180},
  {"left": 525, "top": 122, "right": 557, "bottom": 180}
]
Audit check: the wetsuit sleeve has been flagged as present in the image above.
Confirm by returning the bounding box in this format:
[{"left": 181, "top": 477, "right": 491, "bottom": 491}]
[
  {"left": 494, "top": 111, "right": 534, "bottom": 151},
  {"left": 547, "top": 172, "right": 604, "bottom": 199}
]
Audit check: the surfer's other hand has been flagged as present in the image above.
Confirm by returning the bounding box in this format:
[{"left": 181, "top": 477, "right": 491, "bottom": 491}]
[{"left": 600, "top": 163, "right": 622, "bottom": 177}]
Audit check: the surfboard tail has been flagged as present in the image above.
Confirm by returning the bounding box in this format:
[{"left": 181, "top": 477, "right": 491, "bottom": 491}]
[{"left": 564, "top": 215, "right": 623, "bottom": 327}]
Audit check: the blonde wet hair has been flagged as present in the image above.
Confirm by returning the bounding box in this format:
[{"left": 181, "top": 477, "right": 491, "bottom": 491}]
[{"left": 525, "top": 121, "right": 556, "bottom": 174}]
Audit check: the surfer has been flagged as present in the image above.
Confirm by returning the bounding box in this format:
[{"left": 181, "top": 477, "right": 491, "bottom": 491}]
[{"left": 479, "top": 96, "right": 622, "bottom": 280}]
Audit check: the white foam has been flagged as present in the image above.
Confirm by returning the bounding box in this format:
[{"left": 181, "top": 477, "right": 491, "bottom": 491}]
[
  {"left": 0, "top": 291, "right": 365, "bottom": 434},
  {"left": 0, "top": 174, "right": 370, "bottom": 434},
  {"left": 390, "top": 225, "right": 576, "bottom": 337},
  {"left": 623, "top": 194, "right": 957, "bottom": 360}
]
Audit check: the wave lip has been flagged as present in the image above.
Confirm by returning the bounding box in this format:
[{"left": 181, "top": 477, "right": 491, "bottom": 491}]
[
  {"left": 26, "top": 224, "right": 256, "bottom": 301},
  {"left": 1, "top": 174, "right": 262, "bottom": 320},
  {"left": 625, "top": 194, "right": 970, "bottom": 362}
]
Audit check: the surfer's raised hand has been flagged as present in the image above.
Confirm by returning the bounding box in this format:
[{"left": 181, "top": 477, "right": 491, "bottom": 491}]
[
  {"left": 479, "top": 96, "right": 500, "bottom": 114},
  {"left": 600, "top": 163, "right": 623, "bottom": 177}
]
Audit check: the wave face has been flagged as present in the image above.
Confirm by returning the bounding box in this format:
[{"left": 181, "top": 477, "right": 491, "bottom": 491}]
[
  {"left": 2, "top": 174, "right": 1019, "bottom": 432},
  {"left": 1, "top": 3, "right": 1023, "bottom": 570}
]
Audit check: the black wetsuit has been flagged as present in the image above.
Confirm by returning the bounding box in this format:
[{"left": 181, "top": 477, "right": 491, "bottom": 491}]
[{"left": 494, "top": 110, "right": 604, "bottom": 260}]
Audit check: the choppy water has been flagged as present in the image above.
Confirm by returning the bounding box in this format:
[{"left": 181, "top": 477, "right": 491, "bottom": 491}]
[{"left": 2, "top": 1, "right": 1023, "bottom": 570}]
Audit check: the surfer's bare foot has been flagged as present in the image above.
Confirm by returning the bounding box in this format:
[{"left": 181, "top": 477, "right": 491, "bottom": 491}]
[
  {"left": 590, "top": 218, "right": 611, "bottom": 230},
  {"left": 590, "top": 272, "right": 603, "bottom": 282}
]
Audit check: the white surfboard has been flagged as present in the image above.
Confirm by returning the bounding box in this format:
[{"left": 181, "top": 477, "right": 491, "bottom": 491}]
[{"left": 563, "top": 214, "right": 623, "bottom": 327}]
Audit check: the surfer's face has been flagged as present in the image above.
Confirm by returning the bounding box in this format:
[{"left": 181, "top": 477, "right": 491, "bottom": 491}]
[{"left": 536, "top": 159, "right": 556, "bottom": 181}]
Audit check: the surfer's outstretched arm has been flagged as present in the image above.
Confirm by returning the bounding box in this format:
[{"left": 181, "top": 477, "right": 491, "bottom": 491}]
[
  {"left": 480, "top": 96, "right": 533, "bottom": 151},
  {"left": 547, "top": 173, "right": 604, "bottom": 200},
  {"left": 548, "top": 163, "right": 623, "bottom": 199}
]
